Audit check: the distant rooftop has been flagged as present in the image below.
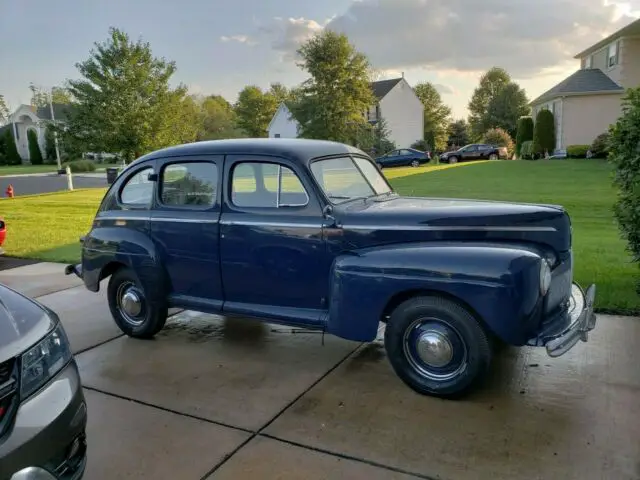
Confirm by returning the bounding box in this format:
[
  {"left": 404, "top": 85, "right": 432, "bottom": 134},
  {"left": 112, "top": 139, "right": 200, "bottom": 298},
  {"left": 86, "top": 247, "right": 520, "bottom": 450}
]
[
  {"left": 530, "top": 68, "right": 624, "bottom": 105},
  {"left": 370, "top": 78, "right": 403, "bottom": 100}
]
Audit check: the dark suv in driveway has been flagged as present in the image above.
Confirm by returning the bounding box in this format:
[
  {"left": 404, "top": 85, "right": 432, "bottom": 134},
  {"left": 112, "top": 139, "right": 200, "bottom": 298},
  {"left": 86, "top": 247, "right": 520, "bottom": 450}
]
[{"left": 0, "top": 284, "right": 87, "bottom": 479}]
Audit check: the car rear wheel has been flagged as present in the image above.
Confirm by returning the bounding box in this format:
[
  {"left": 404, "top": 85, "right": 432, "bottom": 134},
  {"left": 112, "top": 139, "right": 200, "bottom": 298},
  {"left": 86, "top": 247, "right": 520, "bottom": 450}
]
[
  {"left": 107, "top": 267, "right": 168, "bottom": 339},
  {"left": 411, "top": 159, "right": 420, "bottom": 167},
  {"left": 448, "top": 156, "right": 458, "bottom": 164},
  {"left": 489, "top": 153, "right": 498, "bottom": 160},
  {"left": 384, "top": 295, "right": 491, "bottom": 398}
]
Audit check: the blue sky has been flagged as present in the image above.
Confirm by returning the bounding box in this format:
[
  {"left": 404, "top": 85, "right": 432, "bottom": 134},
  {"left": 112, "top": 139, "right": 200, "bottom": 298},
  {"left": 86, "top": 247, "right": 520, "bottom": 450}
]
[{"left": 2, "top": 0, "right": 639, "bottom": 119}]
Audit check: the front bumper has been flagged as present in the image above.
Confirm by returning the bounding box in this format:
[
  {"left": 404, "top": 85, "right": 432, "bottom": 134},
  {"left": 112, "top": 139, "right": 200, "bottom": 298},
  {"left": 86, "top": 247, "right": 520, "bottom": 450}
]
[
  {"left": 0, "top": 361, "right": 88, "bottom": 480},
  {"left": 531, "top": 282, "right": 597, "bottom": 357},
  {"left": 64, "top": 263, "right": 83, "bottom": 279}
]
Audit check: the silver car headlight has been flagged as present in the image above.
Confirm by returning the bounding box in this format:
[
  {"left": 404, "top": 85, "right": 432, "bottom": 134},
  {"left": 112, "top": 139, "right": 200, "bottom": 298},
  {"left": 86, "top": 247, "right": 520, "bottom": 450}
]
[
  {"left": 539, "top": 260, "right": 552, "bottom": 296},
  {"left": 21, "top": 322, "right": 72, "bottom": 399}
]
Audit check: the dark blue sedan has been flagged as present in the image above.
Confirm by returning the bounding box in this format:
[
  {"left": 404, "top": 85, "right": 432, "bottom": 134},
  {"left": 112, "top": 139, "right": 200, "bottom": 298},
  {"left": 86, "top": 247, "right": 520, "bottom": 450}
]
[{"left": 375, "top": 148, "right": 430, "bottom": 168}]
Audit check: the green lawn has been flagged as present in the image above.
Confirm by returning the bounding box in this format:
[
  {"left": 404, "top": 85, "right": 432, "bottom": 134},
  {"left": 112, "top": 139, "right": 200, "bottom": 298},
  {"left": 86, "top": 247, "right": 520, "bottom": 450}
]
[{"left": 0, "top": 158, "right": 636, "bottom": 314}]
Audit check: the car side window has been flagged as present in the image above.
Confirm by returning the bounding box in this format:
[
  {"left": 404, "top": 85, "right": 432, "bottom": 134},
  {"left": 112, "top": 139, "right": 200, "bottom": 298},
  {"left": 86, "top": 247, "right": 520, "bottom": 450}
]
[
  {"left": 120, "top": 167, "right": 154, "bottom": 207},
  {"left": 160, "top": 162, "right": 217, "bottom": 207},
  {"left": 400, "top": 149, "right": 411, "bottom": 155},
  {"left": 231, "top": 162, "right": 309, "bottom": 208}
]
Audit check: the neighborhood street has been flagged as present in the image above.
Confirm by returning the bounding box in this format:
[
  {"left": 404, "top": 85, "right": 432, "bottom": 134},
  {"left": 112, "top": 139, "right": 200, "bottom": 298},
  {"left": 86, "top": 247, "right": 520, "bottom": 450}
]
[
  {"left": 0, "top": 173, "right": 107, "bottom": 196},
  {"left": 0, "top": 262, "right": 638, "bottom": 480}
]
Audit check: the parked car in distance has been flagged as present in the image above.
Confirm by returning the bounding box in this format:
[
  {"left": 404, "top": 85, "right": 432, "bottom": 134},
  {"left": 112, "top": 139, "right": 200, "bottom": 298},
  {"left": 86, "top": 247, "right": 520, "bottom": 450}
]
[
  {"left": 0, "top": 284, "right": 87, "bottom": 479},
  {"left": 440, "top": 143, "right": 507, "bottom": 164},
  {"left": 375, "top": 148, "right": 430, "bottom": 168},
  {"left": 66, "top": 138, "right": 596, "bottom": 398},
  {"left": 0, "top": 217, "right": 5, "bottom": 255}
]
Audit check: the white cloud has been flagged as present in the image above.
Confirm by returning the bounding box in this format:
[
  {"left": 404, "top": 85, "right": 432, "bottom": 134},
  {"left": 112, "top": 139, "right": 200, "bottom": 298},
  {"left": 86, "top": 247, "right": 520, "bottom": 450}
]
[
  {"left": 220, "top": 35, "right": 257, "bottom": 46},
  {"left": 246, "top": 0, "right": 640, "bottom": 76}
]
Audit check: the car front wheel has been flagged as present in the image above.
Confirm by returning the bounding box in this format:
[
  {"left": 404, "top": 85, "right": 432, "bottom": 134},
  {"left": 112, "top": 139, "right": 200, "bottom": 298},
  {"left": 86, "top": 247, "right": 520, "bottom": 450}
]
[
  {"left": 448, "top": 156, "right": 458, "bottom": 164},
  {"left": 384, "top": 295, "right": 491, "bottom": 398},
  {"left": 107, "top": 266, "right": 168, "bottom": 339},
  {"left": 411, "top": 159, "right": 420, "bottom": 167}
]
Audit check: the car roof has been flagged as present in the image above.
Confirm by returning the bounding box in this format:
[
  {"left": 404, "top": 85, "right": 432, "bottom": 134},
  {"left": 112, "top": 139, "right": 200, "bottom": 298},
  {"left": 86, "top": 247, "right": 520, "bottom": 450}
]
[{"left": 130, "top": 138, "right": 367, "bottom": 167}]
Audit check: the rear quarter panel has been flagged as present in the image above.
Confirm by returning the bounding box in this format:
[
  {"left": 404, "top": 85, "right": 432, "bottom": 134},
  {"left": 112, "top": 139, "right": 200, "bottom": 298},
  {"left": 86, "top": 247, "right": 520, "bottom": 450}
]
[{"left": 325, "top": 242, "right": 543, "bottom": 344}]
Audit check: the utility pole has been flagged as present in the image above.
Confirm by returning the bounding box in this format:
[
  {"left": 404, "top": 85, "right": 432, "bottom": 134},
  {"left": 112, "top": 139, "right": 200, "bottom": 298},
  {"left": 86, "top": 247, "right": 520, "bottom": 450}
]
[{"left": 48, "top": 90, "right": 62, "bottom": 171}]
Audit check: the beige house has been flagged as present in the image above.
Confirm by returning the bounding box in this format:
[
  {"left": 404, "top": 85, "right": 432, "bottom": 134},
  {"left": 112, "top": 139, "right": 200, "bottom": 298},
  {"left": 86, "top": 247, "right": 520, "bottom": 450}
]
[{"left": 530, "top": 18, "right": 640, "bottom": 153}]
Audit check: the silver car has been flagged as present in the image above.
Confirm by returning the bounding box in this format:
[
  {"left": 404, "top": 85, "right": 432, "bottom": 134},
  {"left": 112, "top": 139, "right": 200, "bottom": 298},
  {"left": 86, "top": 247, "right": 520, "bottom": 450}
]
[{"left": 0, "top": 284, "right": 87, "bottom": 479}]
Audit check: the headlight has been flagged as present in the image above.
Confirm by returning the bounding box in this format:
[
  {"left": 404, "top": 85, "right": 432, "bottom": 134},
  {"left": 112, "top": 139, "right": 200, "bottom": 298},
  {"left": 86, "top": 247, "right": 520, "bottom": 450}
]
[
  {"left": 543, "top": 250, "right": 558, "bottom": 268},
  {"left": 539, "top": 260, "right": 552, "bottom": 296},
  {"left": 21, "top": 322, "right": 72, "bottom": 399}
]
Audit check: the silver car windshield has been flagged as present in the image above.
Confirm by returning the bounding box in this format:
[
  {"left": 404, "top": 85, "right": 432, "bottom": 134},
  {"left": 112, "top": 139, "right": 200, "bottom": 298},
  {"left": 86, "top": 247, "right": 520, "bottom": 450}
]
[{"left": 310, "top": 156, "right": 392, "bottom": 203}]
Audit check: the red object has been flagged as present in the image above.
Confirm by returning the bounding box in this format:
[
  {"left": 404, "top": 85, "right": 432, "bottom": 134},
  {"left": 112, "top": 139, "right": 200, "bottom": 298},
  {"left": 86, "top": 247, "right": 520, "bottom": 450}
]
[
  {"left": 0, "top": 216, "right": 5, "bottom": 250},
  {"left": 5, "top": 185, "right": 13, "bottom": 198}
]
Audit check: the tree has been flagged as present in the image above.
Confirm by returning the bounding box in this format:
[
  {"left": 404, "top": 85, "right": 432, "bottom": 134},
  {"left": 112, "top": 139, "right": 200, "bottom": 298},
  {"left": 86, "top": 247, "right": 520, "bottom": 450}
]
[
  {"left": 235, "top": 86, "right": 278, "bottom": 137},
  {"left": 29, "top": 84, "right": 72, "bottom": 108},
  {"left": 198, "top": 94, "right": 243, "bottom": 140},
  {"left": 0, "top": 95, "right": 9, "bottom": 124},
  {"left": 269, "top": 83, "right": 290, "bottom": 105},
  {"left": 515, "top": 116, "right": 534, "bottom": 157},
  {"left": 66, "top": 27, "right": 196, "bottom": 161},
  {"left": 414, "top": 82, "right": 451, "bottom": 152},
  {"left": 483, "top": 128, "right": 514, "bottom": 157},
  {"left": 610, "top": 87, "right": 640, "bottom": 270},
  {"left": 447, "top": 119, "right": 470, "bottom": 148},
  {"left": 532, "top": 109, "right": 555, "bottom": 156},
  {"left": 485, "top": 82, "right": 530, "bottom": 138},
  {"left": 289, "top": 30, "right": 375, "bottom": 143},
  {"left": 3, "top": 130, "right": 21, "bottom": 165},
  {"left": 44, "top": 124, "right": 58, "bottom": 162},
  {"left": 356, "top": 117, "right": 395, "bottom": 155},
  {"left": 27, "top": 129, "right": 44, "bottom": 164},
  {"left": 468, "top": 67, "right": 511, "bottom": 139}
]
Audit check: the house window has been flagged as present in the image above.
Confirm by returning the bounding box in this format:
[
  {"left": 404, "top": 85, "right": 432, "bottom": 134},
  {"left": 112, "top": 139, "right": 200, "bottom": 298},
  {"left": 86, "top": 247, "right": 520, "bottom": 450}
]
[
  {"left": 608, "top": 40, "right": 619, "bottom": 67},
  {"left": 274, "top": 134, "right": 281, "bottom": 138}
]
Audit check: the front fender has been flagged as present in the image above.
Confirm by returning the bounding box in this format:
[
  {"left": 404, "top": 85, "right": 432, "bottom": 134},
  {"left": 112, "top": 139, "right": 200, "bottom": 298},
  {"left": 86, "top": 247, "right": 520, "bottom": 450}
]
[
  {"left": 81, "top": 227, "right": 167, "bottom": 300},
  {"left": 325, "top": 242, "right": 543, "bottom": 344}
]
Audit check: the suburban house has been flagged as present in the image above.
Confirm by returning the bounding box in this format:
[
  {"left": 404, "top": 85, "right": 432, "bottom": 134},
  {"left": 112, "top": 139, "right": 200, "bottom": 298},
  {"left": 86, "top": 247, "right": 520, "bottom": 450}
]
[
  {"left": 530, "top": 17, "right": 640, "bottom": 153},
  {"left": 0, "top": 103, "right": 71, "bottom": 163},
  {"left": 267, "top": 77, "right": 424, "bottom": 149}
]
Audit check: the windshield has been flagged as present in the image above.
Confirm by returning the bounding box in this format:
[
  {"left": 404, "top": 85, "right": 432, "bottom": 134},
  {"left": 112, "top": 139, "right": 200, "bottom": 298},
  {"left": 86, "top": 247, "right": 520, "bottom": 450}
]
[{"left": 310, "top": 156, "right": 392, "bottom": 203}]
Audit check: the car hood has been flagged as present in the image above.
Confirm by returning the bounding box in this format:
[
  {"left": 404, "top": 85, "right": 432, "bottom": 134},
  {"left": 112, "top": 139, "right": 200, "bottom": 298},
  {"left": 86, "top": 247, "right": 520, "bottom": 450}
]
[
  {"left": 335, "top": 195, "right": 571, "bottom": 252},
  {"left": 0, "top": 285, "right": 55, "bottom": 362}
]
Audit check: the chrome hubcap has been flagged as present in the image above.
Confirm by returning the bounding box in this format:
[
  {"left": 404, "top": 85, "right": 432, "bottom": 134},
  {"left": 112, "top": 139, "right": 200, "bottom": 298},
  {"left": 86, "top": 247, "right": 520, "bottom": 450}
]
[
  {"left": 416, "top": 330, "right": 453, "bottom": 367},
  {"left": 116, "top": 281, "right": 145, "bottom": 326}
]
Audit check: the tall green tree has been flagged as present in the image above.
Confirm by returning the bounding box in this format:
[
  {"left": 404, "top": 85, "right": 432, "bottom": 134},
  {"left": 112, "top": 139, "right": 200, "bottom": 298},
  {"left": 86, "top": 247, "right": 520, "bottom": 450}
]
[
  {"left": 485, "top": 82, "right": 530, "bottom": 138},
  {"left": 269, "top": 83, "right": 290, "bottom": 105},
  {"left": 289, "top": 30, "right": 375, "bottom": 143},
  {"left": 29, "top": 84, "right": 72, "bottom": 107},
  {"left": 66, "top": 27, "right": 196, "bottom": 161},
  {"left": 532, "top": 109, "right": 556, "bottom": 156},
  {"left": 515, "top": 116, "right": 534, "bottom": 156},
  {"left": 447, "top": 119, "right": 470, "bottom": 148},
  {"left": 414, "top": 82, "right": 451, "bottom": 151},
  {"left": 27, "top": 129, "right": 44, "bottom": 164},
  {"left": 0, "top": 95, "right": 9, "bottom": 124},
  {"left": 3, "top": 130, "right": 21, "bottom": 165},
  {"left": 198, "top": 94, "right": 243, "bottom": 140},
  {"left": 235, "top": 86, "right": 278, "bottom": 137},
  {"left": 468, "top": 67, "right": 511, "bottom": 139}
]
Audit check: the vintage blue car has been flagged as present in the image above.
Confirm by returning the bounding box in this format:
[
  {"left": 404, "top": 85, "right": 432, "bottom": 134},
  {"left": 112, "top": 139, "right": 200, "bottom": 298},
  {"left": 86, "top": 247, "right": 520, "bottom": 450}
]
[{"left": 66, "top": 138, "right": 596, "bottom": 398}]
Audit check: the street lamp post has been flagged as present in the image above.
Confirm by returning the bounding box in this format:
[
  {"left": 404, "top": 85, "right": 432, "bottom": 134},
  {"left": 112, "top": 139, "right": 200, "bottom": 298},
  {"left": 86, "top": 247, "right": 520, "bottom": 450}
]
[{"left": 47, "top": 91, "right": 62, "bottom": 171}]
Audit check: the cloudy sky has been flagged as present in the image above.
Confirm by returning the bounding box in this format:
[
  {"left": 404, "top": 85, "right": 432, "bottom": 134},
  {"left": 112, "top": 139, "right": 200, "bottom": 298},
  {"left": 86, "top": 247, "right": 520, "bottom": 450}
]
[{"left": 1, "top": 0, "right": 639, "bottom": 119}]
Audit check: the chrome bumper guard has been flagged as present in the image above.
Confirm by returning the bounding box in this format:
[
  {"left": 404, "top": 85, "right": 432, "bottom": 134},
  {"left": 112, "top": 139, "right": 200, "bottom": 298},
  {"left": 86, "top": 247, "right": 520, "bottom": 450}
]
[
  {"left": 64, "top": 263, "right": 83, "bottom": 279},
  {"left": 545, "top": 283, "right": 596, "bottom": 357}
]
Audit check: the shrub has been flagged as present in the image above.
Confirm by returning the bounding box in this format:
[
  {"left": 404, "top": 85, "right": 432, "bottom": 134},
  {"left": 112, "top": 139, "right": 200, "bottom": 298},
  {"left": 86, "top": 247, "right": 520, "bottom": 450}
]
[
  {"left": 410, "top": 139, "right": 431, "bottom": 152},
  {"left": 566, "top": 144, "right": 590, "bottom": 158},
  {"left": 62, "top": 159, "right": 96, "bottom": 173},
  {"left": 610, "top": 86, "right": 640, "bottom": 268},
  {"left": 483, "top": 127, "right": 514, "bottom": 157},
  {"left": 533, "top": 109, "right": 555, "bottom": 156},
  {"left": 3, "top": 130, "right": 21, "bottom": 165},
  {"left": 591, "top": 132, "right": 610, "bottom": 158},
  {"left": 27, "top": 129, "right": 43, "bottom": 165},
  {"left": 520, "top": 140, "right": 534, "bottom": 159},
  {"left": 515, "top": 116, "right": 534, "bottom": 156}
]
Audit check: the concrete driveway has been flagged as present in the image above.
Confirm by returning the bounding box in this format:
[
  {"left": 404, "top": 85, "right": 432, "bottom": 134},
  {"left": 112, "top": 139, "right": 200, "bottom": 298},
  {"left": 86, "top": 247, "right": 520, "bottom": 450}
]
[
  {"left": 1, "top": 262, "right": 638, "bottom": 479},
  {"left": 0, "top": 173, "right": 107, "bottom": 196}
]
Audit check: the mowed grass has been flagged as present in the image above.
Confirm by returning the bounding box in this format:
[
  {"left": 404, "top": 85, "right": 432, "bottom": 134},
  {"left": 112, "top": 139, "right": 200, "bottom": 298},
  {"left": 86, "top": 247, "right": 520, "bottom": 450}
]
[
  {"left": 389, "top": 159, "right": 637, "bottom": 314},
  {"left": 1, "top": 158, "right": 636, "bottom": 314}
]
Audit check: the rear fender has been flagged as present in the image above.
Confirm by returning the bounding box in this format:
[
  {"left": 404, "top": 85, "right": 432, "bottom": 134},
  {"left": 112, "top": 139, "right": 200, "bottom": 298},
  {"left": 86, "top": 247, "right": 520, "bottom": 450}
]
[
  {"left": 81, "top": 227, "right": 169, "bottom": 301},
  {"left": 325, "top": 242, "right": 543, "bottom": 344}
]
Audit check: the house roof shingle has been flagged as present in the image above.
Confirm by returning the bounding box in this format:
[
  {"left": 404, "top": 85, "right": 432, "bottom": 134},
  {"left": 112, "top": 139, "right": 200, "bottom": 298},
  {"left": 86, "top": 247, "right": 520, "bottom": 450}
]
[
  {"left": 370, "top": 78, "right": 403, "bottom": 100},
  {"left": 530, "top": 68, "right": 624, "bottom": 105}
]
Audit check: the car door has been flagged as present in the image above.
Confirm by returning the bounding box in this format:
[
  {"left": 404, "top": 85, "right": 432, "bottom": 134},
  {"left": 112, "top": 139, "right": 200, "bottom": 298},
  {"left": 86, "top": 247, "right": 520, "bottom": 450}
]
[
  {"left": 150, "top": 156, "right": 223, "bottom": 310},
  {"left": 381, "top": 150, "right": 398, "bottom": 167},
  {"left": 219, "top": 155, "right": 326, "bottom": 326},
  {"left": 462, "top": 145, "right": 479, "bottom": 160}
]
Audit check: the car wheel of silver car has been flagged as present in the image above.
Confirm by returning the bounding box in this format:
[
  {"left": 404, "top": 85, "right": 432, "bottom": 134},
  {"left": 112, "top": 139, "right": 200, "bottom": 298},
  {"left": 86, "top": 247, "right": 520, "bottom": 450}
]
[
  {"left": 489, "top": 153, "right": 498, "bottom": 160},
  {"left": 107, "top": 266, "right": 168, "bottom": 339},
  {"left": 384, "top": 295, "right": 491, "bottom": 398},
  {"left": 448, "top": 156, "right": 458, "bottom": 164},
  {"left": 411, "top": 160, "right": 420, "bottom": 167}
]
